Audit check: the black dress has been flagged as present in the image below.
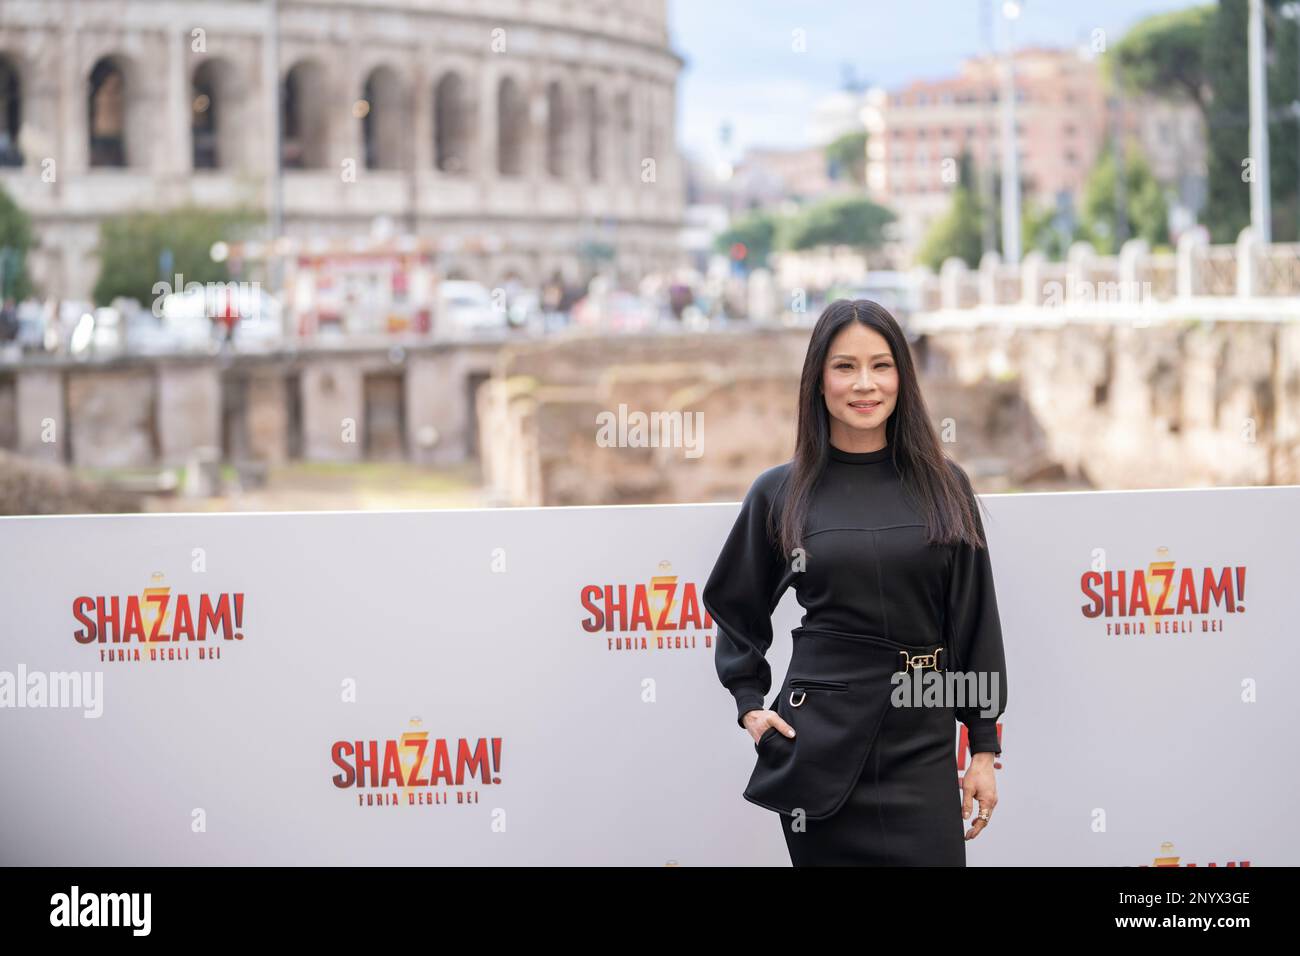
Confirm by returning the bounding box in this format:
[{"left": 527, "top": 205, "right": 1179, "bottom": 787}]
[{"left": 702, "top": 441, "right": 1008, "bottom": 866}]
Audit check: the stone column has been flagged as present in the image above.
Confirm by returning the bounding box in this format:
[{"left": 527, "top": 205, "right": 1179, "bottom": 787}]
[
  {"left": 1235, "top": 226, "right": 1258, "bottom": 298},
  {"left": 16, "top": 368, "right": 66, "bottom": 464},
  {"left": 164, "top": 27, "right": 190, "bottom": 183},
  {"left": 61, "top": 20, "right": 85, "bottom": 176},
  {"left": 1176, "top": 228, "right": 1206, "bottom": 299},
  {"left": 978, "top": 250, "right": 1001, "bottom": 306},
  {"left": 478, "top": 60, "right": 498, "bottom": 186}
]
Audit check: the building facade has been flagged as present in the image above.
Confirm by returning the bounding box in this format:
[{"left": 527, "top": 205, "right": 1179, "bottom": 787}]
[
  {"left": 0, "top": 0, "right": 686, "bottom": 300},
  {"left": 863, "top": 46, "right": 1205, "bottom": 262}
]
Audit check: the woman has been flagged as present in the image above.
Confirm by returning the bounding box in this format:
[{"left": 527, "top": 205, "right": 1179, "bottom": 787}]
[{"left": 702, "top": 299, "right": 1008, "bottom": 866}]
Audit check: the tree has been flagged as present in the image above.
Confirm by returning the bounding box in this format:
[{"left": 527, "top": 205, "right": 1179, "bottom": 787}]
[
  {"left": 781, "top": 196, "right": 894, "bottom": 254},
  {"left": 1079, "top": 146, "right": 1170, "bottom": 254},
  {"left": 1111, "top": 1, "right": 1299, "bottom": 242},
  {"left": 1204, "top": 0, "right": 1254, "bottom": 242},
  {"left": 0, "top": 181, "right": 34, "bottom": 301},
  {"left": 917, "top": 151, "right": 1073, "bottom": 266},
  {"left": 916, "top": 152, "right": 985, "bottom": 269},
  {"left": 93, "top": 205, "right": 260, "bottom": 306},
  {"left": 1022, "top": 199, "right": 1078, "bottom": 261},
  {"left": 1107, "top": 6, "right": 1214, "bottom": 112},
  {"left": 714, "top": 210, "right": 781, "bottom": 273},
  {"left": 824, "top": 130, "right": 868, "bottom": 186}
]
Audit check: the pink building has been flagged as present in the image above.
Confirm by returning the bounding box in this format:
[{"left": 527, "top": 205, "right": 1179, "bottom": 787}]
[{"left": 864, "top": 47, "right": 1112, "bottom": 261}]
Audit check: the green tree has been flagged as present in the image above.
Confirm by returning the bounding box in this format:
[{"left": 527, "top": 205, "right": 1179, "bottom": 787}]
[
  {"left": 918, "top": 152, "right": 1073, "bottom": 266},
  {"left": 1022, "top": 200, "right": 1078, "bottom": 261},
  {"left": 92, "top": 205, "right": 260, "bottom": 306},
  {"left": 0, "top": 181, "right": 34, "bottom": 301},
  {"left": 714, "top": 210, "right": 781, "bottom": 272},
  {"left": 916, "top": 152, "right": 985, "bottom": 269},
  {"left": 781, "top": 196, "right": 894, "bottom": 254},
  {"left": 1107, "top": 6, "right": 1214, "bottom": 111},
  {"left": 1204, "top": 0, "right": 1253, "bottom": 242},
  {"left": 1111, "top": 1, "right": 1300, "bottom": 242},
  {"left": 825, "top": 130, "right": 868, "bottom": 186},
  {"left": 1079, "top": 146, "right": 1170, "bottom": 254}
]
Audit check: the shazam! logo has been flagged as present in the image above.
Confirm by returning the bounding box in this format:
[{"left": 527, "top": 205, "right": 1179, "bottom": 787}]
[
  {"left": 70, "top": 572, "right": 247, "bottom": 663},
  {"left": 579, "top": 560, "right": 714, "bottom": 651},
  {"left": 330, "top": 718, "right": 504, "bottom": 808},
  {"left": 1080, "top": 546, "right": 1247, "bottom": 636},
  {"left": 1137, "top": 841, "right": 1251, "bottom": 868}
]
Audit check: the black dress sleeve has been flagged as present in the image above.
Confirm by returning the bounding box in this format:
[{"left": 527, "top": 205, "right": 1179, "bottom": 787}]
[
  {"left": 944, "top": 461, "right": 1008, "bottom": 756},
  {"left": 703, "top": 469, "right": 792, "bottom": 728}
]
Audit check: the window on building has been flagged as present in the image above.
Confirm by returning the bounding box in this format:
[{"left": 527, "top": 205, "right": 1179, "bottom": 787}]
[
  {"left": 282, "top": 60, "right": 329, "bottom": 169},
  {"left": 434, "top": 72, "right": 470, "bottom": 174},
  {"left": 88, "top": 57, "right": 128, "bottom": 167},
  {"left": 361, "top": 66, "right": 406, "bottom": 171}
]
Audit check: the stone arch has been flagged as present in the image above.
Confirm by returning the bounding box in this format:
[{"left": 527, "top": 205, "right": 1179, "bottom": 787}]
[
  {"left": 88, "top": 55, "right": 132, "bottom": 167},
  {"left": 581, "top": 84, "right": 601, "bottom": 182},
  {"left": 282, "top": 59, "right": 329, "bottom": 169},
  {"left": 433, "top": 71, "right": 471, "bottom": 174},
  {"left": 643, "top": 83, "right": 659, "bottom": 161},
  {"left": 545, "top": 79, "right": 570, "bottom": 178},
  {"left": 496, "top": 75, "right": 527, "bottom": 177},
  {"left": 191, "top": 57, "right": 240, "bottom": 170},
  {"left": 0, "top": 52, "right": 22, "bottom": 167},
  {"left": 361, "top": 65, "right": 407, "bottom": 171},
  {"left": 613, "top": 87, "right": 632, "bottom": 181}
]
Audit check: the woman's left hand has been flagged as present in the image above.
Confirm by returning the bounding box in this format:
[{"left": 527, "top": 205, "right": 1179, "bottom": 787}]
[{"left": 961, "top": 752, "right": 997, "bottom": 840}]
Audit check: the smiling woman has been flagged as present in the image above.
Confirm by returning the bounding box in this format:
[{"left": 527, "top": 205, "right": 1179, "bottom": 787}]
[{"left": 702, "top": 298, "right": 1008, "bottom": 867}]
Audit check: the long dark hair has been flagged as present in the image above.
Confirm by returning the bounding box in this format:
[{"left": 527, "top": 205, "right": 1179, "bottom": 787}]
[{"left": 770, "top": 298, "right": 988, "bottom": 561}]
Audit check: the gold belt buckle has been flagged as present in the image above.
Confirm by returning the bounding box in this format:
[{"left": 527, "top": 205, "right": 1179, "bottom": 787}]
[{"left": 898, "top": 647, "right": 943, "bottom": 672}]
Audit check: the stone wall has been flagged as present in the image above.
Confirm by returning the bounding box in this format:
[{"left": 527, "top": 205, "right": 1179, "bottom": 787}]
[
  {"left": 477, "top": 320, "right": 1300, "bottom": 505},
  {"left": 0, "top": 341, "right": 499, "bottom": 471},
  {"left": 2, "top": 319, "right": 1297, "bottom": 503}
]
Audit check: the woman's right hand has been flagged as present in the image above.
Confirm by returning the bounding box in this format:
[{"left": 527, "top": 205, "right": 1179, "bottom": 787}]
[{"left": 742, "top": 708, "right": 796, "bottom": 744}]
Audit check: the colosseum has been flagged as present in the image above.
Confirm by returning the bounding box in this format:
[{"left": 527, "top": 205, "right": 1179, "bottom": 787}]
[{"left": 0, "top": 0, "right": 687, "bottom": 300}]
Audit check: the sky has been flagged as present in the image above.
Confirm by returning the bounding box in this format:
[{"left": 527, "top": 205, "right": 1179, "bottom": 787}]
[{"left": 668, "top": 0, "right": 1205, "bottom": 163}]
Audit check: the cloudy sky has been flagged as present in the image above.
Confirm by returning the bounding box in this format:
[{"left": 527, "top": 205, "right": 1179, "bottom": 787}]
[{"left": 668, "top": 0, "right": 1204, "bottom": 162}]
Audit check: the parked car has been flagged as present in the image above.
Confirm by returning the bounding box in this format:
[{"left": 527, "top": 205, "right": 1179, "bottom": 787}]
[
  {"left": 12, "top": 300, "right": 47, "bottom": 352},
  {"left": 826, "top": 272, "right": 923, "bottom": 320},
  {"left": 570, "top": 291, "right": 657, "bottom": 332},
  {"left": 506, "top": 291, "right": 542, "bottom": 330},
  {"left": 435, "top": 281, "right": 506, "bottom": 335},
  {"left": 66, "top": 305, "right": 129, "bottom": 356}
]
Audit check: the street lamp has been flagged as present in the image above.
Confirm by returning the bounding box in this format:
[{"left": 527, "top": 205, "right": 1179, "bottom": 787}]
[
  {"left": 1281, "top": 2, "right": 1300, "bottom": 239},
  {"left": 999, "top": 0, "right": 1023, "bottom": 262},
  {"left": 1248, "top": 0, "right": 1271, "bottom": 242}
]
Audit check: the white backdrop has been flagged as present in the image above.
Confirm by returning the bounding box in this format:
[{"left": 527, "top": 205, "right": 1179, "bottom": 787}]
[{"left": 1, "top": 486, "right": 1296, "bottom": 865}]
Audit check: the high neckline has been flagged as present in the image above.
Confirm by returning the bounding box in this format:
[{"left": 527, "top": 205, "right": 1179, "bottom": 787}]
[{"left": 828, "top": 441, "right": 892, "bottom": 464}]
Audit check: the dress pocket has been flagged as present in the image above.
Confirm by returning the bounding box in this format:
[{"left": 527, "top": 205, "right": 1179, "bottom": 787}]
[
  {"left": 787, "top": 677, "right": 848, "bottom": 706},
  {"left": 743, "top": 641, "right": 901, "bottom": 819}
]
